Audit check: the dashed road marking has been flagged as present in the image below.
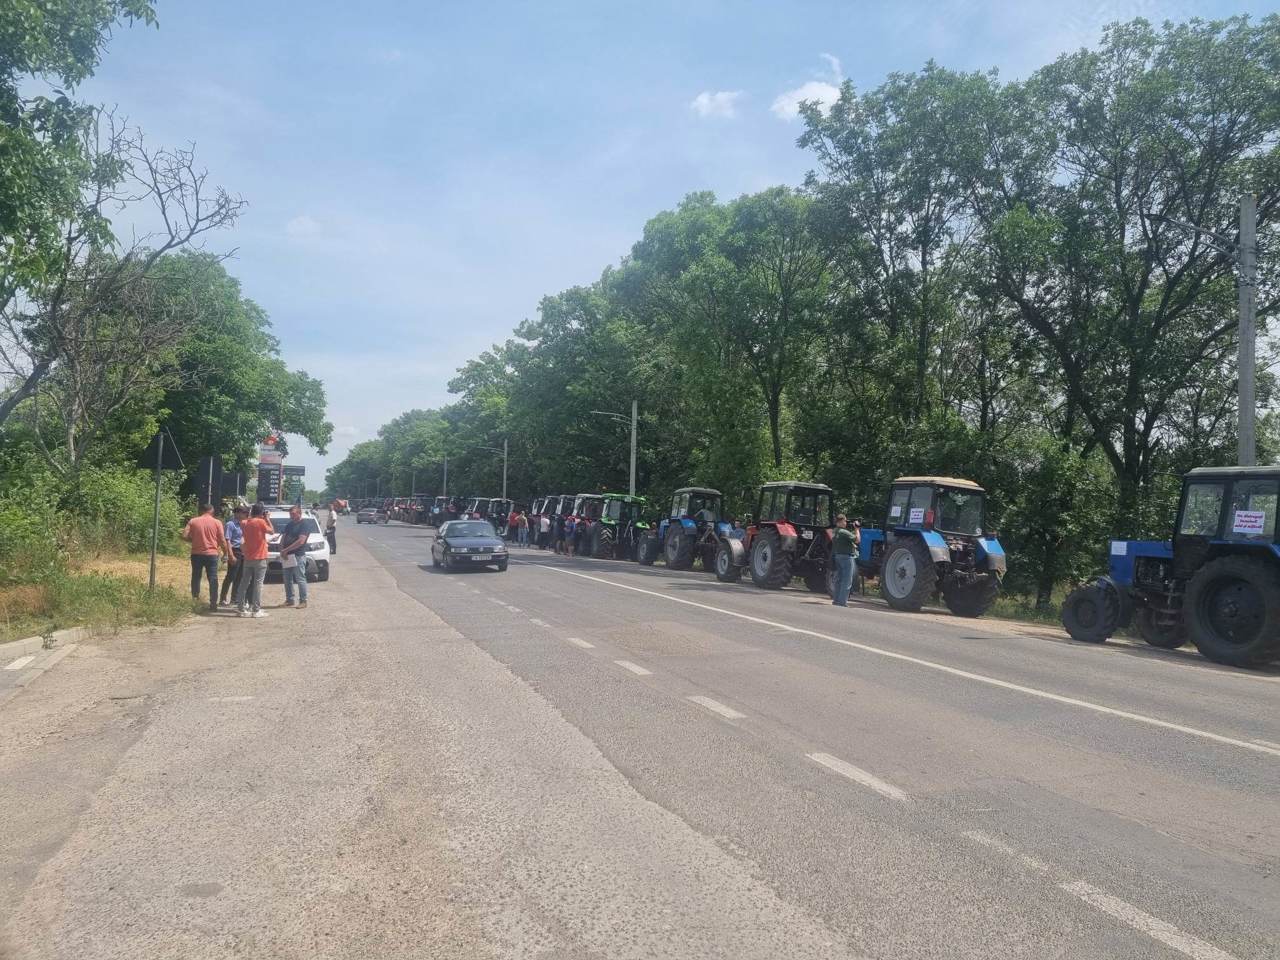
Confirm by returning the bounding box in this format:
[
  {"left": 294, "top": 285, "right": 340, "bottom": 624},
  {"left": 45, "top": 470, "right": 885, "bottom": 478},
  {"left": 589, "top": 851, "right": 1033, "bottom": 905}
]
[
  {"left": 807, "top": 752, "right": 909, "bottom": 802},
  {"left": 614, "top": 659, "right": 652, "bottom": 676},
  {"left": 1061, "top": 881, "right": 1238, "bottom": 960},
  {"left": 488, "top": 597, "right": 506, "bottom": 606},
  {"left": 507, "top": 605, "right": 522, "bottom": 612},
  {"left": 4, "top": 655, "right": 35, "bottom": 671},
  {"left": 687, "top": 695, "right": 746, "bottom": 720},
  {"left": 565, "top": 637, "right": 594, "bottom": 649},
  {"left": 208, "top": 695, "right": 255, "bottom": 703},
  {"left": 962, "top": 830, "right": 1050, "bottom": 872},
  {"left": 518, "top": 563, "right": 1280, "bottom": 759},
  {"left": 529, "top": 618, "right": 547, "bottom": 627}
]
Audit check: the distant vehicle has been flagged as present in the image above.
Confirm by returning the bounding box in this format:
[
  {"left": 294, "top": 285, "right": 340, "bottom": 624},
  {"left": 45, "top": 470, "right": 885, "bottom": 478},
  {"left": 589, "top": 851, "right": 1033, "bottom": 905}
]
[
  {"left": 488, "top": 498, "right": 513, "bottom": 534},
  {"left": 357, "top": 504, "right": 387, "bottom": 524},
  {"left": 431, "top": 520, "right": 508, "bottom": 572},
  {"left": 265, "top": 509, "right": 331, "bottom": 582}
]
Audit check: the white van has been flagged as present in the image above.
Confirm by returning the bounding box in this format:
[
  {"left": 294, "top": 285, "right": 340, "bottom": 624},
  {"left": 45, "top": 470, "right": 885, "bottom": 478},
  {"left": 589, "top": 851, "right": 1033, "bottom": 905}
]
[{"left": 266, "top": 509, "right": 331, "bottom": 582}]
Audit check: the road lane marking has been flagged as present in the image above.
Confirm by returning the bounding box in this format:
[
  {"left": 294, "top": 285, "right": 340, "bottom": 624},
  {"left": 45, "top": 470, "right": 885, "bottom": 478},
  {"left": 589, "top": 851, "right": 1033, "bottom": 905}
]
[
  {"left": 614, "top": 659, "right": 652, "bottom": 675},
  {"left": 208, "top": 695, "right": 255, "bottom": 703},
  {"left": 529, "top": 618, "right": 547, "bottom": 627},
  {"left": 962, "top": 830, "right": 1050, "bottom": 872},
  {"left": 565, "top": 637, "right": 594, "bottom": 649},
  {"left": 4, "top": 656, "right": 35, "bottom": 671},
  {"left": 1061, "top": 881, "right": 1238, "bottom": 960},
  {"left": 1252, "top": 738, "right": 1280, "bottom": 750},
  {"left": 488, "top": 597, "right": 506, "bottom": 606},
  {"left": 688, "top": 695, "right": 746, "bottom": 720},
  {"left": 807, "top": 752, "right": 909, "bottom": 802},
  {"left": 518, "top": 562, "right": 1280, "bottom": 759},
  {"left": 507, "top": 605, "right": 522, "bottom": 612}
]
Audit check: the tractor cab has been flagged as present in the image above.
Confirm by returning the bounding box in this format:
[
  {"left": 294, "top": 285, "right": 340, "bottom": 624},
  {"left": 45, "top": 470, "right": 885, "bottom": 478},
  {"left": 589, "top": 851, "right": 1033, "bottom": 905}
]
[
  {"left": 859, "top": 477, "right": 1004, "bottom": 617},
  {"left": 641, "top": 486, "right": 728, "bottom": 569},
  {"left": 713, "top": 482, "right": 836, "bottom": 593},
  {"left": 592, "top": 494, "right": 650, "bottom": 560},
  {"left": 1066, "top": 466, "right": 1280, "bottom": 667},
  {"left": 572, "top": 494, "right": 604, "bottom": 521}
]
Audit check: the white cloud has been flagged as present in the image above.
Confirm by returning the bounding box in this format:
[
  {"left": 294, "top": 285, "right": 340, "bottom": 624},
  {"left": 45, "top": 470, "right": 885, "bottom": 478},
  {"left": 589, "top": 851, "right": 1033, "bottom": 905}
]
[
  {"left": 770, "top": 81, "right": 841, "bottom": 120},
  {"left": 285, "top": 215, "right": 321, "bottom": 238},
  {"left": 819, "top": 53, "right": 842, "bottom": 81},
  {"left": 334, "top": 425, "right": 358, "bottom": 437},
  {"left": 689, "top": 90, "right": 743, "bottom": 119}
]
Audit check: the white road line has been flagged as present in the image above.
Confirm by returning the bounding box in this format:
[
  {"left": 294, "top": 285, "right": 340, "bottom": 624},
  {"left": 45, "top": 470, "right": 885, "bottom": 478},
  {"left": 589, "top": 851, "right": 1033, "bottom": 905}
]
[
  {"left": 962, "top": 830, "right": 1050, "bottom": 872},
  {"left": 488, "top": 597, "right": 506, "bottom": 606},
  {"left": 507, "top": 605, "right": 522, "bottom": 612},
  {"left": 4, "top": 655, "right": 35, "bottom": 671},
  {"left": 1061, "top": 881, "right": 1239, "bottom": 960},
  {"left": 1252, "top": 738, "right": 1280, "bottom": 750},
  {"left": 565, "top": 637, "right": 594, "bottom": 649},
  {"left": 688, "top": 695, "right": 747, "bottom": 720},
  {"left": 614, "top": 659, "right": 652, "bottom": 676},
  {"left": 529, "top": 618, "right": 547, "bottom": 627},
  {"left": 518, "top": 562, "right": 1280, "bottom": 759},
  {"left": 807, "top": 752, "right": 910, "bottom": 802},
  {"left": 208, "top": 695, "right": 255, "bottom": 703}
]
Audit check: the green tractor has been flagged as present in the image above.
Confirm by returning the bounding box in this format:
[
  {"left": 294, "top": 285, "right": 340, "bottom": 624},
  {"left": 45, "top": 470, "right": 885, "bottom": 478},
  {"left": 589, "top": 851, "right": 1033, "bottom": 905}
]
[{"left": 587, "top": 493, "right": 651, "bottom": 560}]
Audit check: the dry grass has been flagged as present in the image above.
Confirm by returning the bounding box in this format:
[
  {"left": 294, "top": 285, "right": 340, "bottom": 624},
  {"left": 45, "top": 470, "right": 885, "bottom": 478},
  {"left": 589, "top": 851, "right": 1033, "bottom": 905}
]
[{"left": 82, "top": 552, "right": 190, "bottom": 593}]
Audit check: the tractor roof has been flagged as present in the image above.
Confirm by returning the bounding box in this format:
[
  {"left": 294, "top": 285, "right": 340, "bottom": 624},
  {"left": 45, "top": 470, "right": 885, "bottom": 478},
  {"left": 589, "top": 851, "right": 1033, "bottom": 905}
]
[
  {"left": 674, "top": 486, "right": 723, "bottom": 496},
  {"left": 600, "top": 492, "right": 646, "bottom": 502},
  {"left": 760, "top": 481, "right": 833, "bottom": 492},
  {"left": 1186, "top": 466, "right": 1280, "bottom": 480},
  {"left": 893, "top": 476, "right": 985, "bottom": 492},
  {"left": 574, "top": 492, "right": 603, "bottom": 499}
]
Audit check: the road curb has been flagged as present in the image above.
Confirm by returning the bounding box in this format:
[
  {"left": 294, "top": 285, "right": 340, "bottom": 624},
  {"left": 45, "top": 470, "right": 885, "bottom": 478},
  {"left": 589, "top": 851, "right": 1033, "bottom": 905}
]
[{"left": 0, "top": 625, "right": 93, "bottom": 662}]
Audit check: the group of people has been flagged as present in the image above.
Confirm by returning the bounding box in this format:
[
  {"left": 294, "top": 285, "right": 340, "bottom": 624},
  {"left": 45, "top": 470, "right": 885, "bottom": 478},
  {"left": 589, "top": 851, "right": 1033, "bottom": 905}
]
[{"left": 181, "top": 502, "right": 323, "bottom": 617}]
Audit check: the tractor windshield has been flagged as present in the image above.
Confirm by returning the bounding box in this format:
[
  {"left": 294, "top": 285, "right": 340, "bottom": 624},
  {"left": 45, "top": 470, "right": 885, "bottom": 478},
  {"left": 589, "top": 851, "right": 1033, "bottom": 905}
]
[
  {"left": 576, "top": 498, "right": 603, "bottom": 520},
  {"left": 786, "top": 490, "right": 831, "bottom": 528},
  {"left": 688, "top": 493, "right": 721, "bottom": 522},
  {"left": 937, "top": 488, "right": 985, "bottom": 536},
  {"left": 1224, "top": 478, "right": 1278, "bottom": 542}
]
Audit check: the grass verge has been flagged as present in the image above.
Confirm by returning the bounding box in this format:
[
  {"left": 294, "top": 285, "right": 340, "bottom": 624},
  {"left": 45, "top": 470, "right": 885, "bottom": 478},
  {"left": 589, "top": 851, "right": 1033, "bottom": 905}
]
[{"left": 0, "top": 553, "right": 191, "bottom": 644}]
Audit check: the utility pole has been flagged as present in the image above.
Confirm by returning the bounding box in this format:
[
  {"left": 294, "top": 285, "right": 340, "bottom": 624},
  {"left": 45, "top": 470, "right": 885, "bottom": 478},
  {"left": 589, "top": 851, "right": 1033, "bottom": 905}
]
[
  {"left": 629, "top": 399, "right": 638, "bottom": 497},
  {"left": 149, "top": 433, "right": 163, "bottom": 590},
  {"left": 443, "top": 455, "right": 448, "bottom": 497},
  {"left": 411, "top": 469, "right": 416, "bottom": 496},
  {"left": 502, "top": 437, "right": 508, "bottom": 500},
  {"left": 1239, "top": 195, "right": 1257, "bottom": 466}
]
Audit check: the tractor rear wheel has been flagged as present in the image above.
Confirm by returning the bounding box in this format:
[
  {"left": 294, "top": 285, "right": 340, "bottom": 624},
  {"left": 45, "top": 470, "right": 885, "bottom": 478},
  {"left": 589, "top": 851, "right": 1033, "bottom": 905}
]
[
  {"left": 594, "top": 524, "right": 616, "bottom": 559},
  {"left": 665, "top": 527, "right": 694, "bottom": 570},
  {"left": 1185, "top": 556, "right": 1280, "bottom": 667},
  {"left": 749, "top": 529, "right": 793, "bottom": 589},
  {"left": 942, "top": 575, "right": 999, "bottom": 618},
  {"left": 879, "top": 538, "right": 936, "bottom": 611},
  {"left": 804, "top": 569, "right": 828, "bottom": 593},
  {"left": 714, "top": 542, "right": 742, "bottom": 583},
  {"left": 637, "top": 534, "right": 659, "bottom": 565},
  {"left": 1136, "top": 607, "right": 1187, "bottom": 649},
  {"left": 1061, "top": 579, "right": 1121, "bottom": 643}
]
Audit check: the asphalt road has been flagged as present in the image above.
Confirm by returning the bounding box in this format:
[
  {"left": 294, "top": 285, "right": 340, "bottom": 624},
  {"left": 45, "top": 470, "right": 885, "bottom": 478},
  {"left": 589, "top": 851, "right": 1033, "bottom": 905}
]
[{"left": 2, "top": 518, "right": 1276, "bottom": 959}]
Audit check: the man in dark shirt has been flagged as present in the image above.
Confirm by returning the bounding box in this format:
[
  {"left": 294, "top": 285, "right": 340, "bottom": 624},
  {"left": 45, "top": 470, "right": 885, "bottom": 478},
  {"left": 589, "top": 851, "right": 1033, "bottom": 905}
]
[
  {"left": 279, "top": 505, "right": 310, "bottom": 608},
  {"left": 830, "top": 514, "right": 859, "bottom": 607}
]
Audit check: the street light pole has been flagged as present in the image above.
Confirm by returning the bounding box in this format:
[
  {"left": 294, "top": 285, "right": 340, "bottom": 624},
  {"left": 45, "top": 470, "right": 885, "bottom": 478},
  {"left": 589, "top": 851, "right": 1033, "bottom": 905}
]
[
  {"left": 502, "top": 437, "right": 508, "bottom": 500},
  {"left": 443, "top": 455, "right": 448, "bottom": 497},
  {"left": 1239, "top": 195, "right": 1257, "bottom": 466},
  {"left": 629, "top": 399, "right": 637, "bottom": 497}
]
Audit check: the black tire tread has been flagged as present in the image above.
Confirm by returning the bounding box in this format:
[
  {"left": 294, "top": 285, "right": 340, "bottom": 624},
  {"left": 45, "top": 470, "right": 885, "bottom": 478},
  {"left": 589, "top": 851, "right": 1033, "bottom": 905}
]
[
  {"left": 879, "top": 538, "right": 936, "bottom": 611},
  {"left": 1185, "top": 555, "right": 1280, "bottom": 667}
]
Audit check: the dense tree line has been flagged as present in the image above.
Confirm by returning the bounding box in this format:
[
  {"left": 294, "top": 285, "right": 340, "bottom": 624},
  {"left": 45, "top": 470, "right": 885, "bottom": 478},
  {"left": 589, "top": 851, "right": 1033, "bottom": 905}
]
[{"left": 330, "top": 16, "right": 1278, "bottom": 606}]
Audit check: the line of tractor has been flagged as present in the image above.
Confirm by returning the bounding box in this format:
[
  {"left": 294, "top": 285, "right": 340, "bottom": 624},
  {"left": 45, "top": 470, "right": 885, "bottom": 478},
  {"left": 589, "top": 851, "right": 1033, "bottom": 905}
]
[{"left": 352, "top": 465, "right": 1280, "bottom": 670}]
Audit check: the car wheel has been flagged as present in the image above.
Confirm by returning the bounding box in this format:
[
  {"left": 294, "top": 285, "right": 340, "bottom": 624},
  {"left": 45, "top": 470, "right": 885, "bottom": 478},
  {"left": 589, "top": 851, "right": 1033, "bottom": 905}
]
[{"left": 497, "top": 561, "right": 508, "bottom": 572}]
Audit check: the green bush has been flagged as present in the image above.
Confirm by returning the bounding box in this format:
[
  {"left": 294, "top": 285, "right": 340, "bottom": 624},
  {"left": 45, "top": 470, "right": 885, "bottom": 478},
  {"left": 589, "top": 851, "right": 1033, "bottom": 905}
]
[
  {"left": 0, "top": 485, "right": 64, "bottom": 586},
  {"left": 64, "top": 466, "right": 186, "bottom": 555}
]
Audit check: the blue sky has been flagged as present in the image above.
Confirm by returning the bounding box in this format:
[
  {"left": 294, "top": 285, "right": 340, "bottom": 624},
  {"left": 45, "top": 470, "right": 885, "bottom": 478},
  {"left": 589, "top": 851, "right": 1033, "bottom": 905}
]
[{"left": 82, "top": 0, "right": 1265, "bottom": 481}]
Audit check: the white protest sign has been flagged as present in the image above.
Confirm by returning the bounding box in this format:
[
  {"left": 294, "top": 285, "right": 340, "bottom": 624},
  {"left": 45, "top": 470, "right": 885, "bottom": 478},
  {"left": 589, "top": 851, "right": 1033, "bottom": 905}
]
[
  {"left": 908, "top": 507, "right": 925, "bottom": 525},
  {"left": 889, "top": 505, "right": 902, "bottom": 519},
  {"left": 1232, "top": 510, "right": 1266, "bottom": 535}
]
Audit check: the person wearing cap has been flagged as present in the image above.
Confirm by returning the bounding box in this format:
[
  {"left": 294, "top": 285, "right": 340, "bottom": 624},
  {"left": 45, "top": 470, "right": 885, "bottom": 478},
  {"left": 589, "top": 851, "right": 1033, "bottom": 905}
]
[
  {"left": 830, "top": 514, "right": 859, "bottom": 607},
  {"left": 219, "top": 504, "right": 249, "bottom": 607}
]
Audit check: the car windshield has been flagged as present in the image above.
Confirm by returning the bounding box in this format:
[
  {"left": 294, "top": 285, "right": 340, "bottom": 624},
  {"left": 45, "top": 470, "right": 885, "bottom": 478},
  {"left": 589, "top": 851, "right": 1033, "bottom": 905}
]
[
  {"left": 936, "top": 489, "right": 985, "bottom": 535},
  {"left": 270, "top": 517, "right": 321, "bottom": 534},
  {"left": 446, "top": 521, "right": 496, "bottom": 538}
]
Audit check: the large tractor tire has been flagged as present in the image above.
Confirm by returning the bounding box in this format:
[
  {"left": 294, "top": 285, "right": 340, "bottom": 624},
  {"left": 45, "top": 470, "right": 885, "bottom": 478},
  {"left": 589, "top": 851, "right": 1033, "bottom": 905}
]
[
  {"left": 1184, "top": 556, "right": 1280, "bottom": 667},
  {"left": 593, "top": 524, "right": 616, "bottom": 560},
  {"left": 1136, "top": 607, "right": 1188, "bottom": 649},
  {"left": 879, "top": 538, "right": 936, "bottom": 611},
  {"left": 749, "top": 529, "right": 793, "bottom": 589},
  {"left": 1061, "top": 578, "right": 1122, "bottom": 643},
  {"left": 665, "top": 527, "right": 694, "bottom": 570},
  {"left": 637, "top": 534, "right": 659, "bottom": 566},
  {"left": 804, "top": 569, "right": 829, "bottom": 594},
  {"left": 942, "top": 574, "right": 999, "bottom": 618},
  {"left": 714, "top": 542, "right": 742, "bottom": 583}
]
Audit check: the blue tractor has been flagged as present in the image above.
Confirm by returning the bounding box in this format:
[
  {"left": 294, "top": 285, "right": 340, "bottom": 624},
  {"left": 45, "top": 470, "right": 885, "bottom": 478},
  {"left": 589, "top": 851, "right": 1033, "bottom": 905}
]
[
  {"left": 638, "top": 487, "right": 728, "bottom": 569},
  {"left": 1061, "top": 466, "right": 1280, "bottom": 668},
  {"left": 857, "top": 476, "right": 1006, "bottom": 617}
]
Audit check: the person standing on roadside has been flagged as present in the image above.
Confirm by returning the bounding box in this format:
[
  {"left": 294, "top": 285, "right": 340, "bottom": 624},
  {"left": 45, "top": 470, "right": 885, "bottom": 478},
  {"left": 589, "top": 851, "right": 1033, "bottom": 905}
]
[
  {"left": 830, "top": 514, "right": 859, "bottom": 607},
  {"left": 563, "top": 513, "right": 577, "bottom": 557},
  {"left": 181, "top": 503, "right": 232, "bottom": 612},
  {"left": 279, "top": 505, "right": 311, "bottom": 609},
  {"left": 325, "top": 501, "right": 338, "bottom": 555},
  {"left": 517, "top": 510, "right": 529, "bottom": 547},
  {"left": 219, "top": 505, "right": 249, "bottom": 607},
  {"left": 235, "top": 503, "right": 272, "bottom": 618},
  {"left": 539, "top": 510, "right": 551, "bottom": 550}
]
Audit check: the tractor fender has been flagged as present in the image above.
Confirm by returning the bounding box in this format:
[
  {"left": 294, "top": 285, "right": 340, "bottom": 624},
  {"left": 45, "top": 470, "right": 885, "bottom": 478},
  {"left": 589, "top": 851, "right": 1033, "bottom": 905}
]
[
  {"left": 657, "top": 519, "right": 670, "bottom": 541},
  {"left": 679, "top": 517, "right": 698, "bottom": 532},
  {"left": 916, "top": 530, "right": 950, "bottom": 564},
  {"left": 725, "top": 536, "right": 749, "bottom": 567},
  {"left": 977, "top": 537, "right": 1006, "bottom": 575}
]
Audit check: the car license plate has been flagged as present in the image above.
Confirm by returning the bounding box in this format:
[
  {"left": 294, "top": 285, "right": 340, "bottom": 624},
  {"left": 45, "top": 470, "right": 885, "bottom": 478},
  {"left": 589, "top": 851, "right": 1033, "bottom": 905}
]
[{"left": 471, "top": 554, "right": 491, "bottom": 561}]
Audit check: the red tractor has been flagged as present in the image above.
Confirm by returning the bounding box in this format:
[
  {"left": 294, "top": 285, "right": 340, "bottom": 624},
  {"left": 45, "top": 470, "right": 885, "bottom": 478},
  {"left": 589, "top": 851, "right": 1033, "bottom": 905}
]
[{"left": 716, "top": 481, "right": 836, "bottom": 593}]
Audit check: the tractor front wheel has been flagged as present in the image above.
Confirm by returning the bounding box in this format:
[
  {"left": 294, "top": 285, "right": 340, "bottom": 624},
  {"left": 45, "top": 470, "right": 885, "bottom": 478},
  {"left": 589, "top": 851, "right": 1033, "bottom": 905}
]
[
  {"left": 714, "top": 542, "right": 742, "bottom": 583},
  {"left": 665, "top": 527, "right": 694, "bottom": 570},
  {"left": 594, "top": 525, "right": 616, "bottom": 560},
  {"left": 942, "top": 574, "right": 999, "bottom": 618},
  {"left": 1185, "top": 556, "right": 1280, "bottom": 667},
  {"left": 637, "top": 534, "right": 659, "bottom": 565},
  {"left": 1061, "top": 579, "right": 1122, "bottom": 643},
  {"left": 1136, "top": 607, "right": 1187, "bottom": 649},
  {"left": 879, "top": 539, "right": 936, "bottom": 611},
  {"left": 749, "top": 529, "right": 793, "bottom": 589}
]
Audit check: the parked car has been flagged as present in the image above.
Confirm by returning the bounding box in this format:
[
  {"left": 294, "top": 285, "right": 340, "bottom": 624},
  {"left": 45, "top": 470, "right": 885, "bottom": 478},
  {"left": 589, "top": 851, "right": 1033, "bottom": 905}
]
[
  {"left": 265, "top": 509, "right": 331, "bottom": 582},
  {"left": 431, "top": 520, "right": 508, "bottom": 572},
  {"left": 357, "top": 503, "right": 387, "bottom": 524}
]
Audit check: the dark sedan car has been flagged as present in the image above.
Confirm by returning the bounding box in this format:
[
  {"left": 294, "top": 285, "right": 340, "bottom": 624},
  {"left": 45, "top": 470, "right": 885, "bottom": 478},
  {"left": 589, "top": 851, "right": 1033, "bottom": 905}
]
[{"left": 431, "top": 520, "right": 509, "bottom": 571}]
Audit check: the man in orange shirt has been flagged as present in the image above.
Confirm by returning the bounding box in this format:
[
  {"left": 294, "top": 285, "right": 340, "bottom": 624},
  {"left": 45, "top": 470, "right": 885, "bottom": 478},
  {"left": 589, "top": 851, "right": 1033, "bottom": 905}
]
[
  {"left": 234, "top": 502, "right": 273, "bottom": 618},
  {"left": 181, "top": 503, "right": 233, "bottom": 612}
]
